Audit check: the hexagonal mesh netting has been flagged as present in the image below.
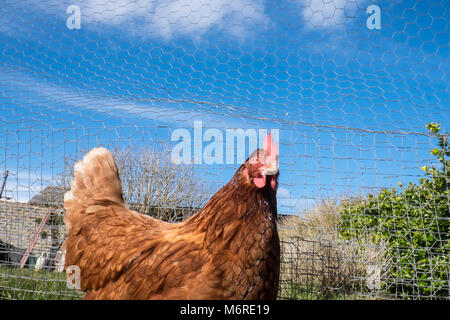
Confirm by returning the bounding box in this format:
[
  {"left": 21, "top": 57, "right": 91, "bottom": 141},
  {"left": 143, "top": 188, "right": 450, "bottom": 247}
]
[{"left": 0, "top": 1, "right": 448, "bottom": 300}]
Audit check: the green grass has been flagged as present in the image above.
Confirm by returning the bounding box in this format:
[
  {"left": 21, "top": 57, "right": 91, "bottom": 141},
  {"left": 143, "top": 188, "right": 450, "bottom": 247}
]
[
  {"left": 1, "top": 265, "right": 376, "bottom": 300},
  {"left": 0, "top": 266, "right": 83, "bottom": 300},
  {"left": 278, "top": 282, "right": 370, "bottom": 300},
  {"left": 1, "top": 266, "right": 356, "bottom": 300}
]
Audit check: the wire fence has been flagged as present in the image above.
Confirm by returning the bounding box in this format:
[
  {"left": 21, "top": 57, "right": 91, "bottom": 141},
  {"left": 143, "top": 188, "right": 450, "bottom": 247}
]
[
  {"left": 0, "top": 125, "right": 448, "bottom": 300},
  {"left": 0, "top": 0, "right": 449, "bottom": 300}
]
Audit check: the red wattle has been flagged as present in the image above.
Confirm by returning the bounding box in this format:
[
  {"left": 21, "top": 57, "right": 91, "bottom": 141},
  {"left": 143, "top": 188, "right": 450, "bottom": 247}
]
[{"left": 254, "top": 175, "right": 266, "bottom": 188}]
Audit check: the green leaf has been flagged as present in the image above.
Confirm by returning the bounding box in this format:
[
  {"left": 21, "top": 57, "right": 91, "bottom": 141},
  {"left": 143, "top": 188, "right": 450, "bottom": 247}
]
[{"left": 430, "top": 148, "right": 440, "bottom": 156}]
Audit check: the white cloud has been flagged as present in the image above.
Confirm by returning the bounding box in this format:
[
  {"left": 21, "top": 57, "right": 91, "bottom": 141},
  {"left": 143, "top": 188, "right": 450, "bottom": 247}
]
[
  {"left": 81, "top": 0, "right": 269, "bottom": 41},
  {"left": 0, "top": 0, "right": 269, "bottom": 41},
  {"left": 277, "top": 187, "right": 320, "bottom": 215},
  {"left": 0, "top": 66, "right": 257, "bottom": 130},
  {"left": 299, "top": 0, "right": 367, "bottom": 28},
  {"left": 277, "top": 187, "right": 290, "bottom": 198},
  {"left": 2, "top": 171, "right": 55, "bottom": 203},
  {"left": 277, "top": 187, "right": 300, "bottom": 212}
]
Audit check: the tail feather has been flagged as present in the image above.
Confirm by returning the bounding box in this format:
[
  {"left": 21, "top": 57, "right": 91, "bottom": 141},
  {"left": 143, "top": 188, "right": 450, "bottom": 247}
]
[
  {"left": 64, "top": 147, "right": 124, "bottom": 227},
  {"left": 62, "top": 147, "right": 167, "bottom": 294}
]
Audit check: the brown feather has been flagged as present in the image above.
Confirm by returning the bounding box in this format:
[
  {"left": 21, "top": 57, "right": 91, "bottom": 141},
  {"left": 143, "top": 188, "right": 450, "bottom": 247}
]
[{"left": 63, "top": 147, "right": 280, "bottom": 300}]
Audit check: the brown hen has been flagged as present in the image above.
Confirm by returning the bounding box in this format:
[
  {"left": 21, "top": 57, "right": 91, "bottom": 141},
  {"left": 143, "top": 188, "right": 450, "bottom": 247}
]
[{"left": 63, "top": 133, "right": 280, "bottom": 299}]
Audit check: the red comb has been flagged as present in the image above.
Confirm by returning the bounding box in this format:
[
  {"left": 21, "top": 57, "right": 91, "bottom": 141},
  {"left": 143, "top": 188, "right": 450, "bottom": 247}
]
[{"left": 263, "top": 132, "right": 278, "bottom": 158}]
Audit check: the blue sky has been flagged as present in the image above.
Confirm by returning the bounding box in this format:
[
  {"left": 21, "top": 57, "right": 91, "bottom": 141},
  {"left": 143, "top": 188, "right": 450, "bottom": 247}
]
[{"left": 0, "top": 0, "right": 448, "bottom": 214}]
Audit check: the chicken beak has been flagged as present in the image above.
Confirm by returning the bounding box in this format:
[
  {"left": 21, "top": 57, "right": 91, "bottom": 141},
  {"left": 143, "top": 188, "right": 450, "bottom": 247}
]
[{"left": 261, "top": 158, "right": 279, "bottom": 176}]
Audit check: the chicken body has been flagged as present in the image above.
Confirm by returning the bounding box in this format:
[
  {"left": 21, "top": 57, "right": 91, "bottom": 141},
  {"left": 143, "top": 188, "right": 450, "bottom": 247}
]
[{"left": 63, "top": 141, "right": 280, "bottom": 299}]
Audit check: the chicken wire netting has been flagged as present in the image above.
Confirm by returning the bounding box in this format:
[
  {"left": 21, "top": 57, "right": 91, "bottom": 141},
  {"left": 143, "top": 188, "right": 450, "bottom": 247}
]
[{"left": 0, "top": 0, "right": 449, "bottom": 300}]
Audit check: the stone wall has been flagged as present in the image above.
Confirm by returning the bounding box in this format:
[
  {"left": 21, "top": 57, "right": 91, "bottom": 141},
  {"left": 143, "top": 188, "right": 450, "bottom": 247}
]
[
  {"left": 0, "top": 200, "right": 66, "bottom": 262},
  {"left": 0, "top": 200, "right": 199, "bottom": 269}
]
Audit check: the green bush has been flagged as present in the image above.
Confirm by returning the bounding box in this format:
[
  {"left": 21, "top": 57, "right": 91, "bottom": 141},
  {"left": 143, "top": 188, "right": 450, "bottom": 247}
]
[{"left": 339, "top": 123, "right": 449, "bottom": 298}]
